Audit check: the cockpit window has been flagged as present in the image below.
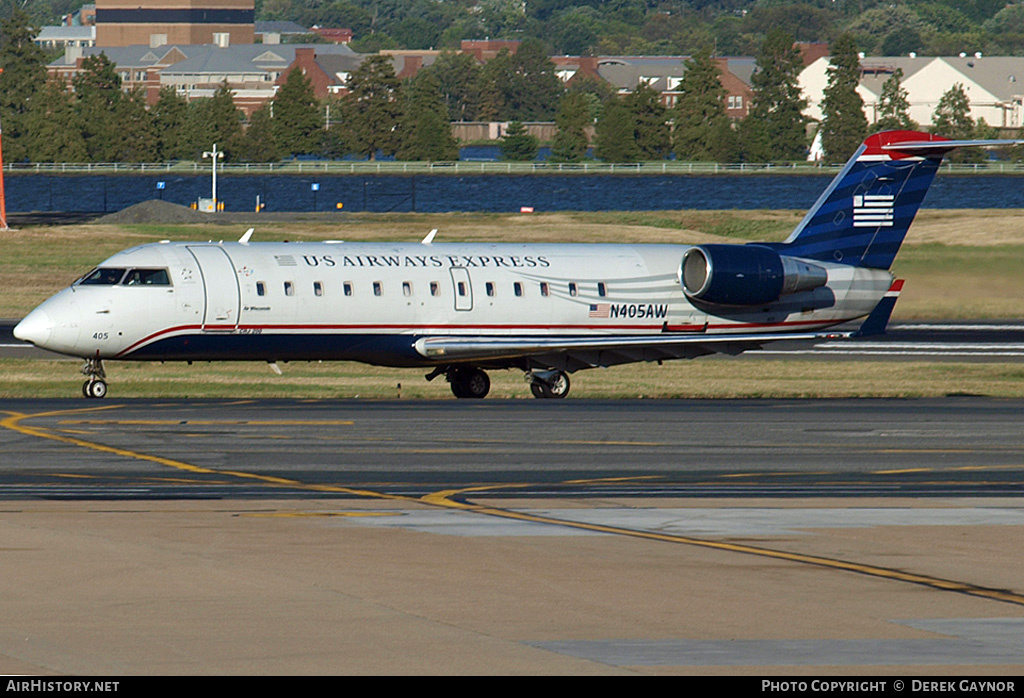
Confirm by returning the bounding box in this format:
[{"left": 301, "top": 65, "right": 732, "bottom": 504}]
[
  {"left": 78, "top": 268, "right": 127, "bottom": 285},
  {"left": 123, "top": 268, "right": 171, "bottom": 286}
]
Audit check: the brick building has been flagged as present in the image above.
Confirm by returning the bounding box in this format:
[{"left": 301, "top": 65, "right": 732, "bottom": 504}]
[{"left": 94, "top": 0, "right": 255, "bottom": 47}]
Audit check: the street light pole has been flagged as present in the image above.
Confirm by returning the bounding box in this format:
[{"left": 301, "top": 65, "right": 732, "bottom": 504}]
[{"left": 202, "top": 143, "right": 224, "bottom": 211}]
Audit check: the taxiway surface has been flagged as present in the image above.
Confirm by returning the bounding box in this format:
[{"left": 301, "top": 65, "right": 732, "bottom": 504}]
[{"left": 1, "top": 398, "right": 1023, "bottom": 674}]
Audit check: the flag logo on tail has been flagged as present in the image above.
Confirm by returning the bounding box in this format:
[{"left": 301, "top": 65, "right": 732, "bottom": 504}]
[{"left": 853, "top": 194, "right": 894, "bottom": 228}]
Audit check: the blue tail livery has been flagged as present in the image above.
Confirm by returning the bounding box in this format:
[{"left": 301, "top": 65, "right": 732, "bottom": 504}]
[{"left": 766, "top": 131, "right": 1009, "bottom": 269}]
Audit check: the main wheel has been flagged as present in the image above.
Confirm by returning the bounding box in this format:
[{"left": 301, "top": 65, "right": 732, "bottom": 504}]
[
  {"left": 546, "top": 371, "right": 570, "bottom": 398},
  {"left": 529, "top": 371, "right": 570, "bottom": 399},
  {"left": 450, "top": 368, "right": 490, "bottom": 399}
]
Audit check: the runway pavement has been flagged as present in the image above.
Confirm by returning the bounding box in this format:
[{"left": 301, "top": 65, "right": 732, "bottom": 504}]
[{"left": 1, "top": 397, "right": 1023, "bottom": 674}]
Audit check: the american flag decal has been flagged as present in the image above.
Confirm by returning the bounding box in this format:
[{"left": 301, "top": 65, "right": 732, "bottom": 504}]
[
  {"left": 853, "top": 194, "right": 894, "bottom": 228},
  {"left": 589, "top": 303, "right": 610, "bottom": 318}
]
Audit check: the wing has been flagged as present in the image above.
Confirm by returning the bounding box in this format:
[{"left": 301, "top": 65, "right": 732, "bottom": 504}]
[{"left": 414, "top": 331, "right": 849, "bottom": 373}]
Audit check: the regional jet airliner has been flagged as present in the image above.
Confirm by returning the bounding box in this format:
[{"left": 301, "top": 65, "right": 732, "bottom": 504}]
[{"left": 14, "top": 131, "right": 1008, "bottom": 398}]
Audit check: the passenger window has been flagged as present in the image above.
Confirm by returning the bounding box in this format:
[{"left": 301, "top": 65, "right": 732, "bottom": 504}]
[
  {"left": 430, "top": 281, "right": 440, "bottom": 297},
  {"left": 514, "top": 282, "right": 523, "bottom": 297},
  {"left": 344, "top": 282, "right": 353, "bottom": 297},
  {"left": 485, "top": 282, "right": 495, "bottom": 297},
  {"left": 123, "top": 268, "right": 170, "bottom": 286},
  {"left": 569, "top": 282, "right": 578, "bottom": 297},
  {"left": 79, "top": 268, "right": 126, "bottom": 285},
  {"left": 373, "top": 281, "right": 382, "bottom": 296},
  {"left": 314, "top": 281, "right": 324, "bottom": 297},
  {"left": 598, "top": 282, "right": 607, "bottom": 297},
  {"left": 403, "top": 281, "right": 412, "bottom": 297},
  {"left": 284, "top": 281, "right": 295, "bottom": 296},
  {"left": 457, "top": 281, "right": 467, "bottom": 297},
  {"left": 256, "top": 281, "right": 266, "bottom": 297},
  {"left": 540, "top": 282, "right": 549, "bottom": 297}
]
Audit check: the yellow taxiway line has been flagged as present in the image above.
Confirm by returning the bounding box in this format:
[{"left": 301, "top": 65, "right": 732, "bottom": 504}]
[{"left": 4, "top": 404, "right": 1024, "bottom": 608}]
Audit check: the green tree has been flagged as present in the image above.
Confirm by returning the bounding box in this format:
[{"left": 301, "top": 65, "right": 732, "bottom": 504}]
[
  {"left": 321, "top": 95, "right": 351, "bottom": 160},
  {"left": 819, "top": 34, "right": 867, "bottom": 162},
  {"left": 477, "top": 49, "right": 514, "bottom": 122},
  {"left": 594, "top": 98, "right": 640, "bottom": 162},
  {"left": 932, "top": 83, "right": 982, "bottom": 162},
  {"left": 742, "top": 29, "right": 808, "bottom": 162},
  {"left": 625, "top": 84, "right": 669, "bottom": 160},
  {"left": 397, "top": 71, "right": 459, "bottom": 161},
  {"left": 344, "top": 54, "right": 402, "bottom": 160},
  {"left": 498, "top": 121, "right": 539, "bottom": 161},
  {"left": 273, "top": 68, "right": 323, "bottom": 157},
  {"left": 72, "top": 53, "right": 124, "bottom": 162},
  {"left": 151, "top": 87, "right": 192, "bottom": 160},
  {"left": 673, "top": 46, "right": 730, "bottom": 161},
  {"left": 873, "top": 68, "right": 917, "bottom": 133},
  {"left": 185, "top": 82, "right": 244, "bottom": 161},
  {"left": 477, "top": 39, "right": 563, "bottom": 122},
  {"left": 111, "top": 88, "right": 159, "bottom": 162},
  {"left": 236, "top": 105, "right": 282, "bottom": 162},
  {"left": 0, "top": 9, "right": 47, "bottom": 163},
  {"left": 549, "top": 91, "right": 591, "bottom": 162},
  {"left": 425, "top": 50, "right": 482, "bottom": 121},
  {"left": 25, "top": 78, "right": 86, "bottom": 163},
  {"left": 932, "top": 83, "right": 974, "bottom": 139}
]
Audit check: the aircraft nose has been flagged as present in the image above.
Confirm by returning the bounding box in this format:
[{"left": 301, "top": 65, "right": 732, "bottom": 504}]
[{"left": 14, "top": 308, "right": 53, "bottom": 347}]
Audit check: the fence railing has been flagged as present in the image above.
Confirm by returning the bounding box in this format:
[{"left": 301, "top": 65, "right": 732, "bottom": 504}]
[{"left": 5, "top": 160, "right": 1024, "bottom": 175}]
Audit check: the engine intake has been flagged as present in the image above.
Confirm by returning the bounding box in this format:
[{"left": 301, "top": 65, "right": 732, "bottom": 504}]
[{"left": 681, "top": 244, "right": 828, "bottom": 306}]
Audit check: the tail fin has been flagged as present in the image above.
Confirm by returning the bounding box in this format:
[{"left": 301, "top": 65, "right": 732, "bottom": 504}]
[{"left": 769, "top": 131, "right": 1013, "bottom": 270}]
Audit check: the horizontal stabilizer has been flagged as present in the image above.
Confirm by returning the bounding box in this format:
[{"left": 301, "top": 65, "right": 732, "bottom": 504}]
[{"left": 881, "top": 137, "right": 1022, "bottom": 158}]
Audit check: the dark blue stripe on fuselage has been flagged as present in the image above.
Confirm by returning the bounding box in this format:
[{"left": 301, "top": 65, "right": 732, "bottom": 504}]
[{"left": 125, "top": 333, "right": 428, "bottom": 367}]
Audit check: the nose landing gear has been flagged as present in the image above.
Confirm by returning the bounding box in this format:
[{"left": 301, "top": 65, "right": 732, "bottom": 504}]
[{"left": 81, "top": 358, "right": 107, "bottom": 399}]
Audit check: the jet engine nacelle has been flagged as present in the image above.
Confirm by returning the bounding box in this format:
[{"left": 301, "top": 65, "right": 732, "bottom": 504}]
[{"left": 681, "top": 244, "right": 829, "bottom": 306}]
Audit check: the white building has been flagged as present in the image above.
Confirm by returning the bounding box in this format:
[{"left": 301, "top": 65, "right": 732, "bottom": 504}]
[
  {"left": 800, "top": 55, "right": 1024, "bottom": 130},
  {"left": 35, "top": 25, "right": 96, "bottom": 50}
]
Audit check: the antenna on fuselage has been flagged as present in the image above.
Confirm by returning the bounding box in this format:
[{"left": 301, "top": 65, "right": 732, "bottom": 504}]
[
  {"left": 421, "top": 229, "right": 437, "bottom": 244},
  {"left": 239, "top": 228, "right": 255, "bottom": 244}
]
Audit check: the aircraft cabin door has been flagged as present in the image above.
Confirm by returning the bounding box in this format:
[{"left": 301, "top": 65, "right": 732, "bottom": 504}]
[
  {"left": 450, "top": 267, "right": 473, "bottom": 311},
  {"left": 186, "top": 245, "right": 240, "bottom": 330}
]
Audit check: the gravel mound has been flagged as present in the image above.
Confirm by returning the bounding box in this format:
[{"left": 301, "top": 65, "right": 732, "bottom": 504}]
[
  {"left": 95, "top": 200, "right": 211, "bottom": 224},
  {"left": 93, "top": 199, "right": 352, "bottom": 225}
]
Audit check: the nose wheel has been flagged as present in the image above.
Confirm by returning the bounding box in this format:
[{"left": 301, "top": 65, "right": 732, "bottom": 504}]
[
  {"left": 80, "top": 358, "right": 108, "bottom": 399},
  {"left": 82, "top": 378, "right": 108, "bottom": 399}
]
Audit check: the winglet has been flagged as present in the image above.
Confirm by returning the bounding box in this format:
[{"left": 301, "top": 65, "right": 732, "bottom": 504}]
[
  {"left": 853, "top": 279, "right": 903, "bottom": 337},
  {"left": 239, "top": 228, "right": 255, "bottom": 244},
  {"left": 421, "top": 229, "right": 438, "bottom": 245}
]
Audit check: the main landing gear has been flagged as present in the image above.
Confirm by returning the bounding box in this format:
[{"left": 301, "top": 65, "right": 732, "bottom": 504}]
[
  {"left": 427, "top": 366, "right": 571, "bottom": 399},
  {"left": 81, "top": 357, "right": 107, "bottom": 399},
  {"left": 447, "top": 366, "right": 491, "bottom": 399},
  {"left": 527, "top": 370, "right": 570, "bottom": 399}
]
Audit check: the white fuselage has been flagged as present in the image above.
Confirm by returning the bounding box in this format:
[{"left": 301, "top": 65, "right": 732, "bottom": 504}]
[{"left": 16, "top": 240, "right": 892, "bottom": 367}]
